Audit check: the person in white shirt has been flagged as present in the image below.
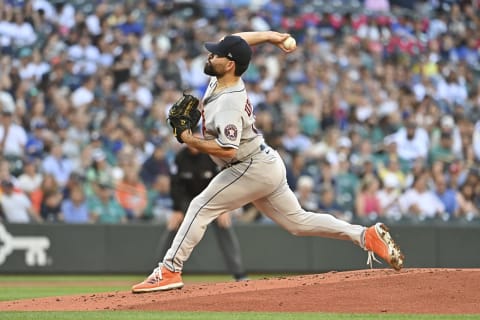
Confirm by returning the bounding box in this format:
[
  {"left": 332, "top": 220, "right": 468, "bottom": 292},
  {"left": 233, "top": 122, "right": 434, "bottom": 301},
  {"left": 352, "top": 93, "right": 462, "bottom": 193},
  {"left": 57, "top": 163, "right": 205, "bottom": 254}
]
[
  {"left": 11, "top": 10, "right": 37, "bottom": 47},
  {"left": 117, "top": 76, "right": 153, "bottom": 113},
  {"left": 391, "top": 117, "right": 429, "bottom": 162},
  {"left": 0, "top": 179, "right": 40, "bottom": 223},
  {"left": 52, "top": 1, "right": 76, "bottom": 31},
  {"left": 399, "top": 170, "right": 445, "bottom": 220},
  {"left": 17, "top": 159, "right": 43, "bottom": 194},
  {"left": 0, "top": 90, "right": 15, "bottom": 114},
  {"left": 71, "top": 76, "right": 95, "bottom": 108},
  {"left": 376, "top": 174, "right": 402, "bottom": 221},
  {"left": 86, "top": 4, "right": 108, "bottom": 36},
  {"left": 473, "top": 120, "right": 480, "bottom": 162},
  {"left": 0, "top": 109, "right": 28, "bottom": 158},
  {"left": 42, "top": 144, "right": 74, "bottom": 188},
  {"left": 67, "top": 33, "right": 100, "bottom": 76}
]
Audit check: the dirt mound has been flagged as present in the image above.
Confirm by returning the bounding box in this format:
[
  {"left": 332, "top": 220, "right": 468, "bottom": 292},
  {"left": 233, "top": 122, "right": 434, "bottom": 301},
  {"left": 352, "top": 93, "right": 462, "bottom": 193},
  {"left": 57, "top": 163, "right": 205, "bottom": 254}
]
[{"left": 1, "top": 268, "right": 479, "bottom": 314}]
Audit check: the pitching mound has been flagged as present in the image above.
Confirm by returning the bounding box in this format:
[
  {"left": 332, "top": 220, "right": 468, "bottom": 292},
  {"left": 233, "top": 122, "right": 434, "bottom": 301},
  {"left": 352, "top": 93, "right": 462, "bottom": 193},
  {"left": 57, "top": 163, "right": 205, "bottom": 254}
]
[{"left": 1, "top": 268, "right": 479, "bottom": 314}]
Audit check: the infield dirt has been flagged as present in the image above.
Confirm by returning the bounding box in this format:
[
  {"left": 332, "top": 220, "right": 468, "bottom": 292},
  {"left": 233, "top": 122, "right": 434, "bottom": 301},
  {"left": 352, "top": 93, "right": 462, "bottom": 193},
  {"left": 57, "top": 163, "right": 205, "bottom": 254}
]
[{"left": 1, "top": 268, "right": 479, "bottom": 314}]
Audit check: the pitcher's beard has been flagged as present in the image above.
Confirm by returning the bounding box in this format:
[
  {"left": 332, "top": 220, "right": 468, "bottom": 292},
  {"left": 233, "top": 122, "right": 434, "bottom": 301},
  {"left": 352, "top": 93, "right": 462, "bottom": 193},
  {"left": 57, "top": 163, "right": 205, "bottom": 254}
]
[{"left": 204, "top": 63, "right": 218, "bottom": 76}]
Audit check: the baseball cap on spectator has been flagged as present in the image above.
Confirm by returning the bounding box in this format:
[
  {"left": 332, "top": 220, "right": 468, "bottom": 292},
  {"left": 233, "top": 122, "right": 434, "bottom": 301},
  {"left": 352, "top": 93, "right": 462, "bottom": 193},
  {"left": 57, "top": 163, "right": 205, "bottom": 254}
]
[
  {"left": 204, "top": 35, "right": 252, "bottom": 66},
  {"left": 441, "top": 115, "right": 455, "bottom": 129},
  {"left": 337, "top": 136, "right": 352, "bottom": 149},
  {"left": 23, "top": 157, "right": 37, "bottom": 166},
  {"left": 97, "top": 180, "right": 112, "bottom": 189},
  {"left": 440, "top": 131, "right": 452, "bottom": 140},
  {"left": 32, "top": 120, "right": 47, "bottom": 129},
  {"left": 90, "top": 131, "right": 101, "bottom": 141},
  {"left": 2, "top": 107, "right": 13, "bottom": 115},
  {"left": 151, "top": 136, "right": 163, "bottom": 148},
  {"left": 92, "top": 149, "right": 106, "bottom": 162},
  {"left": 1, "top": 179, "right": 14, "bottom": 189},
  {"left": 57, "top": 119, "right": 69, "bottom": 130}
]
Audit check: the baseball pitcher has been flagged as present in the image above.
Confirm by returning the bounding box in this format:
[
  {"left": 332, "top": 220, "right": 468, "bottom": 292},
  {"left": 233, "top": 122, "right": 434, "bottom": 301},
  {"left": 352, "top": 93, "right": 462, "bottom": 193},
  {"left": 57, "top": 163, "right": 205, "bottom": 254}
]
[{"left": 132, "top": 31, "right": 404, "bottom": 293}]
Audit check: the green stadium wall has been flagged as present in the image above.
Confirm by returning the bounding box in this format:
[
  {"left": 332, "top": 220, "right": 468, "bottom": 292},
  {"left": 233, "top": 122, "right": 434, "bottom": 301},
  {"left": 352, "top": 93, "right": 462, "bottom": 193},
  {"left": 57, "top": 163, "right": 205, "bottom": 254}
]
[{"left": 0, "top": 222, "right": 478, "bottom": 273}]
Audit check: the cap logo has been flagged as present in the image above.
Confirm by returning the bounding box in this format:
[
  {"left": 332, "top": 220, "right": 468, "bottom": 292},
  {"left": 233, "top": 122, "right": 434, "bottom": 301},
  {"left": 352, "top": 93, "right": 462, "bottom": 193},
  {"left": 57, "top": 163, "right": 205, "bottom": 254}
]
[{"left": 227, "top": 53, "right": 233, "bottom": 59}]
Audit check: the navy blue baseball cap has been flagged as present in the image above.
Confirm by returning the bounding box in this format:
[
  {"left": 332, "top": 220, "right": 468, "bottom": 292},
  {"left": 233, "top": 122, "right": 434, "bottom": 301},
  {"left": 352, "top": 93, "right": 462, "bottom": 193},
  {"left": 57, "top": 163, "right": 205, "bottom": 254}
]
[{"left": 204, "top": 35, "right": 252, "bottom": 65}]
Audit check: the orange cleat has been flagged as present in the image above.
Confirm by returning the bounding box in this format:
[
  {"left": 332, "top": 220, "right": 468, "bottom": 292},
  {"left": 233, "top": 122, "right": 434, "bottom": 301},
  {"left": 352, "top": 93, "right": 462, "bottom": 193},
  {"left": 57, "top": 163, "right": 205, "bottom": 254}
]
[
  {"left": 132, "top": 264, "right": 184, "bottom": 293},
  {"left": 364, "top": 223, "right": 404, "bottom": 271}
]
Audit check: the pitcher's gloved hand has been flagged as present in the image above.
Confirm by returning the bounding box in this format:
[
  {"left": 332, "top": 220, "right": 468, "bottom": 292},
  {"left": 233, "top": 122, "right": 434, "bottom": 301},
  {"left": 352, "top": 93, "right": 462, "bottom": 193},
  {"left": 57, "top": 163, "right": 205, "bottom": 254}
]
[{"left": 168, "top": 93, "right": 200, "bottom": 143}]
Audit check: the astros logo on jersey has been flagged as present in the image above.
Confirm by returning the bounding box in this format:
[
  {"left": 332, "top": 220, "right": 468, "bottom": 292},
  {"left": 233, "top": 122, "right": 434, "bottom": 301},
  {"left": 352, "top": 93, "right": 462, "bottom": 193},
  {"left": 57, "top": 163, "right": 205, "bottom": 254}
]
[{"left": 224, "top": 124, "right": 238, "bottom": 141}]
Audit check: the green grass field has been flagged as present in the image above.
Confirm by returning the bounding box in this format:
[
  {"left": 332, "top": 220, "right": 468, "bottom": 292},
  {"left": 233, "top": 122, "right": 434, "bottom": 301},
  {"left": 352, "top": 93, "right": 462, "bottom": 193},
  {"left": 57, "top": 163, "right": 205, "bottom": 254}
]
[{"left": 0, "top": 275, "right": 478, "bottom": 320}]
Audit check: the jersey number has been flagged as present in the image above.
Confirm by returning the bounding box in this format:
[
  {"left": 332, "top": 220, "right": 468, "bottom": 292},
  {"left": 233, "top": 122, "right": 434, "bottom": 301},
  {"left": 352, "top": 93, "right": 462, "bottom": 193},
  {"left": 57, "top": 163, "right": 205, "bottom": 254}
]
[
  {"left": 244, "top": 99, "right": 253, "bottom": 117},
  {"left": 244, "top": 98, "right": 259, "bottom": 134}
]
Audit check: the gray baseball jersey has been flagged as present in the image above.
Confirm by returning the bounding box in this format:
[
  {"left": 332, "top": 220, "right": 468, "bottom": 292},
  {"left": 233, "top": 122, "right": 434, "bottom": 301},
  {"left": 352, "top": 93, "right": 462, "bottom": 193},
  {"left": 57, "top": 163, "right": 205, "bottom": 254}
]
[
  {"left": 163, "top": 77, "right": 366, "bottom": 272},
  {"left": 201, "top": 78, "right": 263, "bottom": 167}
]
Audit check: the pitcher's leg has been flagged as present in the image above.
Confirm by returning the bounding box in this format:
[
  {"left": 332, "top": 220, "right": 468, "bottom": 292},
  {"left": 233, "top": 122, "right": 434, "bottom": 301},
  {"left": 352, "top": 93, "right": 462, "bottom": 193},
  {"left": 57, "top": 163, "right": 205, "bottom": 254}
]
[
  {"left": 163, "top": 160, "right": 269, "bottom": 272},
  {"left": 253, "top": 182, "right": 365, "bottom": 247},
  {"left": 163, "top": 195, "right": 221, "bottom": 272}
]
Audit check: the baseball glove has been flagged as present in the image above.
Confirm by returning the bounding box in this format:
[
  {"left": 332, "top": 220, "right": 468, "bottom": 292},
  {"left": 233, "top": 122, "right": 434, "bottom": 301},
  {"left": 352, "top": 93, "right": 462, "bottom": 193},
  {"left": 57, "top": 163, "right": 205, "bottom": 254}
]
[{"left": 168, "top": 93, "right": 201, "bottom": 143}]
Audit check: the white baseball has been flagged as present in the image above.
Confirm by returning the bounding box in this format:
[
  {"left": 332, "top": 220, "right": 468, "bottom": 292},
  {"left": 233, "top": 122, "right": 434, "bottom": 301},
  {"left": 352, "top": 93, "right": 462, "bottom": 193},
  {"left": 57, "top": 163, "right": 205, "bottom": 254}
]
[{"left": 283, "top": 37, "right": 296, "bottom": 50}]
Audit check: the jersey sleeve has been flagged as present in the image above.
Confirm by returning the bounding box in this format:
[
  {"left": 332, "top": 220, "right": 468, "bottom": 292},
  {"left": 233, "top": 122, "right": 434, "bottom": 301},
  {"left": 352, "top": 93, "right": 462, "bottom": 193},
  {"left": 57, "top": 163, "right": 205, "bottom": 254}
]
[{"left": 214, "top": 109, "right": 243, "bottom": 149}]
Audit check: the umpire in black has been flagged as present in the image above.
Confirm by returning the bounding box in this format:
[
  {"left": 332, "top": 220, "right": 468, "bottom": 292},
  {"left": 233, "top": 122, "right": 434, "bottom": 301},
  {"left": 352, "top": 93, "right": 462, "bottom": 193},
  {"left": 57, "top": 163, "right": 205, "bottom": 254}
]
[{"left": 160, "top": 133, "right": 248, "bottom": 281}]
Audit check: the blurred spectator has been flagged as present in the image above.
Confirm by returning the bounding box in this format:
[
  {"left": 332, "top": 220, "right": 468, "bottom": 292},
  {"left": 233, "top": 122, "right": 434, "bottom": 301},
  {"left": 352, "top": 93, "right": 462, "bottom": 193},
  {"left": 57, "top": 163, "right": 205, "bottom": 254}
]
[
  {"left": 25, "top": 119, "right": 47, "bottom": 159},
  {"left": 377, "top": 174, "right": 402, "bottom": 221},
  {"left": 85, "top": 148, "right": 114, "bottom": 197},
  {"left": 62, "top": 171, "right": 84, "bottom": 200},
  {"left": 17, "top": 158, "right": 43, "bottom": 195},
  {"left": 455, "top": 182, "right": 480, "bottom": 221},
  {"left": 40, "top": 186, "right": 64, "bottom": 223},
  {"left": 284, "top": 150, "right": 307, "bottom": 191},
  {"left": 115, "top": 165, "right": 148, "bottom": 220},
  {"left": 86, "top": 3, "right": 108, "bottom": 37},
  {"left": 140, "top": 142, "right": 171, "bottom": 187},
  {"left": 0, "top": 108, "right": 27, "bottom": 159},
  {"left": 377, "top": 154, "right": 407, "bottom": 190},
  {"left": 399, "top": 170, "right": 445, "bottom": 220},
  {"left": 89, "top": 182, "right": 127, "bottom": 224},
  {"left": 67, "top": 33, "right": 100, "bottom": 76},
  {"left": 42, "top": 144, "right": 74, "bottom": 187},
  {"left": 473, "top": 120, "right": 480, "bottom": 161},
  {"left": 145, "top": 174, "right": 173, "bottom": 223},
  {"left": 70, "top": 76, "right": 95, "bottom": 109},
  {"left": 405, "top": 157, "right": 427, "bottom": 188},
  {"left": 10, "top": 8, "right": 37, "bottom": 48},
  {"left": 294, "top": 175, "right": 319, "bottom": 212},
  {"left": 433, "top": 173, "right": 458, "bottom": 220},
  {"left": 118, "top": 76, "right": 153, "bottom": 116},
  {"left": 61, "top": 185, "right": 91, "bottom": 224},
  {"left": 306, "top": 127, "right": 341, "bottom": 162},
  {"left": 334, "top": 154, "right": 359, "bottom": 212},
  {"left": 446, "top": 160, "right": 468, "bottom": 189},
  {"left": 0, "top": 159, "right": 18, "bottom": 186},
  {"left": 391, "top": 116, "right": 430, "bottom": 163},
  {"left": 30, "top": 173, "right": 59, "bottom": 214},
  {"left": 318, "top": 184, "right": 347, "bottom": 221},
  {"left": 0, "top": 179, "right": 40, "bottom": 223},
  {"left": 428, "top": 130, "right": 456, "bottom": 165},
  {"left": 281, "top": 114, "right": 312, "bottom": 153},
  {"left": 355, "top": 175, "right": 382, "bottom": 220}
]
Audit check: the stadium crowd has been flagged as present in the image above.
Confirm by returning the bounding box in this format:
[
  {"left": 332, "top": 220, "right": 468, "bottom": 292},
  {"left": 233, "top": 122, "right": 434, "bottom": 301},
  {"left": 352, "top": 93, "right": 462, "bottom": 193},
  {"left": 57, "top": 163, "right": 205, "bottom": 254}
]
[{"left": 0, "top": 0, "right": 479, "bottom": 225}]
